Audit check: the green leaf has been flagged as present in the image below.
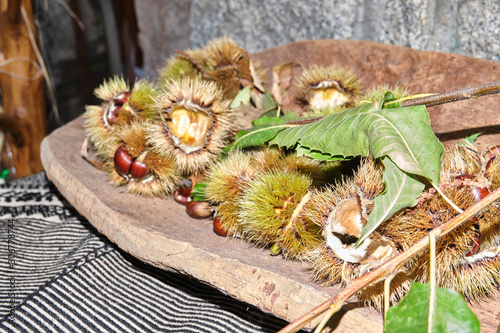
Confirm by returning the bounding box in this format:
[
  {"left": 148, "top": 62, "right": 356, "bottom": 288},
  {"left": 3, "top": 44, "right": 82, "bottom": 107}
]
[
  {"left": 460, "top": 133, "right": 482, "bottom": 146},
  {"left": 261, "top": 92, "right": 281, "bottom": 117},
  {"left": 0, "top": 169, "right": 9, "bottom": 180},
  {"left": 386, "top": 283, "right": 480, "bottom": 333},
  {"left": 224, "top": 116, "right": 290, "bottom": 152},
  {"left": 295, "top": 146, "right": 345, "bottom": 161},
  {"left": 357, "top": 156, "right": 424, "bottom": 245},
  {"left": 191, "top": 182, "right": 208, "bottom": 202},
  {"left": 270, "top": 103, "right": 444, "bottom": 185},
  {"left": 280, "top": 110, "right": 301, "bottom": 122},
  {"left": 381, "top": 91, "right": 401, "bottom": 109},
  {"left": 230, "top": 86, "right": 252, "bottom": 109}
]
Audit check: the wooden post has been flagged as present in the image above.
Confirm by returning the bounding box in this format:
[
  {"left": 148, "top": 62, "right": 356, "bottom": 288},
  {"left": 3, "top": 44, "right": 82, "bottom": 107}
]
[{"left": 0, "top": 0, "right": 47, "bottom": 179}]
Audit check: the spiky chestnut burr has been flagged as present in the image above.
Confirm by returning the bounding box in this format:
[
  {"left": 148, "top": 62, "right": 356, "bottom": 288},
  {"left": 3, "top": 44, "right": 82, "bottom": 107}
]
[
  {"left": 107, "top": 121, "right": 181, "bottom": 197},
  {"left": 204, "top": 150, "right": 260, "bottom": 238},
  {"left": 296, "top": 65, "right": 363, "bottom": 113},
  {"left": 485, "top": 145, "right": 500, "bottom": 190},
  {"left": 380, "top": 185, "right": 493, "bottom": 301},
  {"left": 250, "top": 147, "right": 325, "bottom": 187},
  {"left": 93, "top": 75, "right": 129, "bottom": 103},
  {"left": 159, "top": 48, "right": 207, "bottom": 82},
  {"left": 357, "top": 84, "right": 411, "bottom": 104},
  {"left": 201, "top": 37, "right": 254, "bottom": 100},
  {"left": 85, "top": 78, "right": 158, "bottom": 161},
  {"left": 304, "top": 159, "right": 409, "bottom": 308},
  {"left": 439, "top": 143, "right": 482, "bottom": 185},
  {"left": 380, "top": 144, "right": 500, "bottom": 301},
  {"left": 146, "top": 78, "right": 234, "bottom": 175},
  {"left": 237, "top": 169, "right": 323, "bottom": 260}
]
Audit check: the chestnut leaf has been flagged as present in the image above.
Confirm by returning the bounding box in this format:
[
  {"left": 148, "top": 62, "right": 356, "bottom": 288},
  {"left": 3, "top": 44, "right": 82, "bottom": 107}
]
[
  {"left": 385, "top": 283, "right": 479, "bottom": 333},
  {"left": 224, "top": 111, "right": 300, "bottom": 152},
  {"left": 270, "top": 103, "right": 443, "bottom": 185},
  {"left": 357, "top": 156, "right": 424, "bottom": 246}
]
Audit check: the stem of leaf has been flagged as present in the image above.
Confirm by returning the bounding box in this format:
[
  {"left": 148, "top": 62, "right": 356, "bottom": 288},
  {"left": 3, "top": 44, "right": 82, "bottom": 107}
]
[
  {"left": 432, "top": 183, "right": 464, "bottom": 214},
  {"left": 313, "top": 306, "right": 337, "bottom": 333},
  {"left": 428, "top": 229, "right": 440, "bottom": 332},
  {"left": 384, "top": 273, "right": 396, "bottom": 322}
]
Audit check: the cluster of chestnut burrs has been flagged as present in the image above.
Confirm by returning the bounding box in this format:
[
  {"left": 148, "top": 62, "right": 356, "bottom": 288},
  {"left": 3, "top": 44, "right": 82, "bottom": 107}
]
[
  {"left": 84, "top": 37, "right": 500, "bottom": 308},
  {"left": 85, "top": 38, "right": 252, "bottom": 203}
]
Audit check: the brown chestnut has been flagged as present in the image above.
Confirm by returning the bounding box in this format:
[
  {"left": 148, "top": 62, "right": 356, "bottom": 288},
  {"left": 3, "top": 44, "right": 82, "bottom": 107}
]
[
  {"left": 453, "top": 174, "right": 475, "bottom": 182},
  {"left": 130, "top": 160, "right": 150, "bottom": 181},
  {"left": 213, "top": 215, "right": 228, "bottom": 236},
  {"left": 113, "top": 92, "right": 130, "bottom": 106},
  {"left": 173, "top": 187, "right": 192, "bottom": 205},
  {"left": 186, "top": 201, "right": 213, "bottom": 219},
  {"left": 114, "top": 146, "right": 133, "bottom": 176},
  {"left": 106, "top": 104, "right": 121, "bottom": 125},
  {"left": 471, "top": 186, "right": 490, "bottom": 202},
  {"left": 485, "top": 145, "right": 500, "bottom": 170},
  {"left": 453, "top": 174, "right": 489, "bottom": 202}
]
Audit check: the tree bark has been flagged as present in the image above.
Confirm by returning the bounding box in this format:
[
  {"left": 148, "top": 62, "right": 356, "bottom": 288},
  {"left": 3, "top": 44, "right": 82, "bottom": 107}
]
[{"left": 0, "top": 0, "right": 47, "bottom": 179}]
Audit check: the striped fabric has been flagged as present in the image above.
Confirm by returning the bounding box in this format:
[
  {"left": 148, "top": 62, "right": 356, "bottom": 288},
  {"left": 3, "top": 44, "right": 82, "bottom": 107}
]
[{"left": 0, "top": 173, "right": 298, "bottom": 332}]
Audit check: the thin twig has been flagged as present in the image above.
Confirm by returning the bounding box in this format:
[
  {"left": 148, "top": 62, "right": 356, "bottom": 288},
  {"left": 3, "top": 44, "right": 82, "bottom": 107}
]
[
  {"left": 428, "top": 229, "right": 439, "bottom": 332},
  {"left": 278, "top": 187, "right": 500, "bottom": 333},
  {"left": 399, "top": 80, "right": 500, "bottom": 107},
  {"left": 57, "top": 0, "right": 85, "bottom": 30}
]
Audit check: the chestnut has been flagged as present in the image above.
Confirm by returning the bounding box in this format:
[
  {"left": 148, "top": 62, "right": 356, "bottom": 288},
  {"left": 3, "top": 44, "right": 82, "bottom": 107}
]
[
  {"left": 186, "top": 201, "right": 213, "bottom": 219},
  {"left": 106, "top": 104, "right": 121, "bottom": 125},
  {"left": 130, "top": 160, "right": 150, "bottom": 181},
  {"left": 173, "top": 187, "right": 192, "bottom": 205},
  {"left": 114, "top": 146, "right": 133, "bottom": 176},
  {"left": 485, "top": 145, "right": 500, "bottom": 170},
  {"left": 453, "top": 174, "right": 489, "bottom": 202},
  {"left": 471, "top": 186, "right": 490, "bottom": 202},
  {"left": 213, "top": 215, "right": 228, "bottom": 236},
  {"left": 113, "top": 91, "right": 130, "bottom": 106}
]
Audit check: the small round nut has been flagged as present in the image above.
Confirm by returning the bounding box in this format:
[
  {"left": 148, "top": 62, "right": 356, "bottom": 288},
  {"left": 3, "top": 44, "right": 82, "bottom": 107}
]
[
  {"left": 114, "top": 146, "right": 133, "bottom": 176},
  {"left": 186, "top": 201, "right": 213, "bottom": 219}
]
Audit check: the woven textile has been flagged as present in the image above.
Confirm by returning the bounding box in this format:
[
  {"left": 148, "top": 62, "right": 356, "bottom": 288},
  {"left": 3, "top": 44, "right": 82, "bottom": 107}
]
[{"left": 0, "top": 173, "right": 295, "bottom": 333}]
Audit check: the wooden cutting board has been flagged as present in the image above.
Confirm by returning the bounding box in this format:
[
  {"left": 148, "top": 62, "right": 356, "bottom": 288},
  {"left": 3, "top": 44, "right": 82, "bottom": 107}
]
[{"left": 41, "top": 40, "right": 500, "bottom": 332}]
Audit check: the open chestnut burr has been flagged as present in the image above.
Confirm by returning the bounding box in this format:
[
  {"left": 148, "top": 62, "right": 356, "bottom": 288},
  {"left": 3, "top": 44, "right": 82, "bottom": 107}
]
[
  {"left": 107, "top": 121, "right": 182, "bottom": 197},
  {"left": 146, "top": 77, "right": 236, "bottom": 176},
  {"left": 85, "top": 77, "right": 158, "bottom": 161}
]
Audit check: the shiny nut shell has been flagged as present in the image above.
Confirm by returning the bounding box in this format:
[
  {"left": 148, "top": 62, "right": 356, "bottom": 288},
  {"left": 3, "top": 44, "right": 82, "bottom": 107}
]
[
  {"left": 114, "top": 146, "right": 133, "bottom": 176},
  {"left": 130, "top": 160, "right": 150, "bottom": 181},
  {"left": 186, "top": 201, "right": 213, "bottom": 219},
  {"left": 113, "top": 91, "right": 130, "bottom": 106},
  {"left": 174, "top": 187, "right": 192, "bottom": 205},
  {"left": 106, "top": 104, "right": 122, "bottom": 125},
  {"left": 485, "top": 145, "right": 500, "bottom": 170},
  {"left": 213, "top": 215, "right": 228, "bottom": 236}
]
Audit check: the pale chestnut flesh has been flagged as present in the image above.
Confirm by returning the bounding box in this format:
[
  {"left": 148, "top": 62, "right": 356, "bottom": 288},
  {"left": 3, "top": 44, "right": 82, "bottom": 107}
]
[
  {"left": 305, "top": 81, "right": 351, "bottom": 110},
  {"left": 166, "top": 103, "right": 213, "bottom": 154}
]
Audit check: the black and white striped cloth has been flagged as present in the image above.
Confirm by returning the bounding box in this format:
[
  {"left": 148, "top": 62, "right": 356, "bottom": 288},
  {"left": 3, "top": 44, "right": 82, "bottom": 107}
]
[{"left": 0, "top": 173, "right": 298, "bottom": 332}]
